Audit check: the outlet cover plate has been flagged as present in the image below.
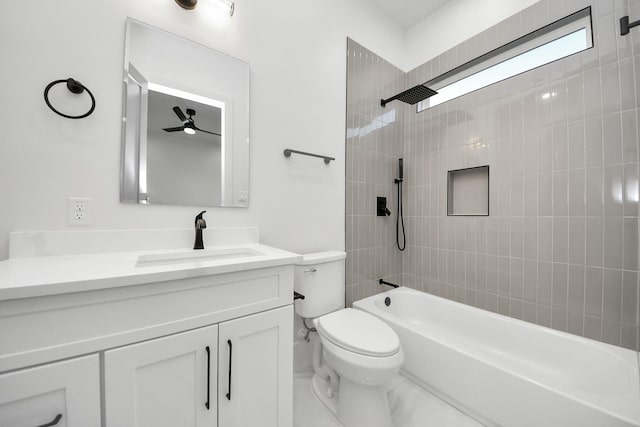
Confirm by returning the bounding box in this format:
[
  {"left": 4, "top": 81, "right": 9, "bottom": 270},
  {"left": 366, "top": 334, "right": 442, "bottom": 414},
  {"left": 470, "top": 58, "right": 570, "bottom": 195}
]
[{"left": 67, "top": 197, "right": 92, "bottom": 226}]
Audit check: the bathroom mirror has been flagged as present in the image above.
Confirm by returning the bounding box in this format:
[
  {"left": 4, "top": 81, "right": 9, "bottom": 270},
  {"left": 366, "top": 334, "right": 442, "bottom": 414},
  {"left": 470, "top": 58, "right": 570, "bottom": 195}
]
[{"left": 121, "top": 18, "right": 250, "bottom": 207}]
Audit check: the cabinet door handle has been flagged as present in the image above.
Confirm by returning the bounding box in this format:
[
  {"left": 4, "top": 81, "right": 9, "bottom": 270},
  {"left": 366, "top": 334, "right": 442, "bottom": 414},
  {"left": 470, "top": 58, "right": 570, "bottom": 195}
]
[
  {"left": 205, "top": 346, "right": 211, "bottom": 410},
  {"left": 226, "top": 339, "right": 232, "bottom": 401},
  {"left": 37, "top": 414, "right": 62, "bottom": 427}
]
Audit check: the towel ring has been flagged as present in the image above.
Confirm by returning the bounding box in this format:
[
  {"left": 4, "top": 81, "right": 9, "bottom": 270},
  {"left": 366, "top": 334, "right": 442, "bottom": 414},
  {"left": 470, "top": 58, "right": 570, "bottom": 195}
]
[{"left": 44, "top": 78, "right": 96, "bottom": 119}]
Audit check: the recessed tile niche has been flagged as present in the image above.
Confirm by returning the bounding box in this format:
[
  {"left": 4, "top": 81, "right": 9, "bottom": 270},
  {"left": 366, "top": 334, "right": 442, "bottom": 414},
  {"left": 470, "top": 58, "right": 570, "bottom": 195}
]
[{"left": 447, "top": 166, "right": 489, "bottom": 216}]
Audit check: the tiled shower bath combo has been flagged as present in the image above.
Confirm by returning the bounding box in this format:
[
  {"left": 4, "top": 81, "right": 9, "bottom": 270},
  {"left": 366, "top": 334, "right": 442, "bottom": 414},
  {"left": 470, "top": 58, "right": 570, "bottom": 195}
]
[{"left": 347, "top": 0, "right": 640, "bottom": 351}]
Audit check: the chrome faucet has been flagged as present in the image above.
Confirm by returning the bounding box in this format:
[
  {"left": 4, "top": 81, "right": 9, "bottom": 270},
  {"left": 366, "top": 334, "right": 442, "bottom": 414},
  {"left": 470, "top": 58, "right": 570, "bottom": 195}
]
[{"left": 194, "top": 211, "right": 207, "bottom": 250}]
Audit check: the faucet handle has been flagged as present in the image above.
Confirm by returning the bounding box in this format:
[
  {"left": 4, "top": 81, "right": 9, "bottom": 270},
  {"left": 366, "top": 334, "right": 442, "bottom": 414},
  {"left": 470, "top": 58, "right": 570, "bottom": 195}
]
[{"left": 195, "top": 210, "right": 207, "bottom": 228}]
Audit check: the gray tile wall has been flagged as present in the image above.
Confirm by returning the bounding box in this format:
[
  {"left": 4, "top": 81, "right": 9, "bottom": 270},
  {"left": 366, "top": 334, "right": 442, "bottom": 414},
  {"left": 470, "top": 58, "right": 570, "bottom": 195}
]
[
  {"left": 345, "top": 39, "right": 405, "bottom": 306},
  {"left": 346, "top": 0, "right": 640, "bottom": 350}
]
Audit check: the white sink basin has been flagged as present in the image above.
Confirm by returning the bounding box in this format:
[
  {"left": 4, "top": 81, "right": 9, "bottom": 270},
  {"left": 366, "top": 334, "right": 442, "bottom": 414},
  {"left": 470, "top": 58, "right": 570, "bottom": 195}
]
[{"left": 135, "top": 247, "right": 263, "bottom": 267}]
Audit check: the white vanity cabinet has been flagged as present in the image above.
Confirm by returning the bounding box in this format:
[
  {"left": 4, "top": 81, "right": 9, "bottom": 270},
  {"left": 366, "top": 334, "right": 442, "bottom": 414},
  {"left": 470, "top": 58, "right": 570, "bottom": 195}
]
[
  {"left": 104, "top": 305, "right": 293, "bottom": 427},
  {"left": 218, "top": 305, "right": 292, "bottom": 427},
  {"left": 0, "top": 235, "right": 299, "bottom": 427},
  {"left": 0, "top": 354, "right": 101, "bottom": 427},
  {"left": 105, "top": 324, "right": 219, "bottom": 427}
]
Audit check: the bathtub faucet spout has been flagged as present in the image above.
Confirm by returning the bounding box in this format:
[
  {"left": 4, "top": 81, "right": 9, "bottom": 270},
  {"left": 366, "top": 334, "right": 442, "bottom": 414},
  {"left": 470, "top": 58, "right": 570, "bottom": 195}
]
[{"left": 379, "top": 278, "right": 399, "bottom": 288}]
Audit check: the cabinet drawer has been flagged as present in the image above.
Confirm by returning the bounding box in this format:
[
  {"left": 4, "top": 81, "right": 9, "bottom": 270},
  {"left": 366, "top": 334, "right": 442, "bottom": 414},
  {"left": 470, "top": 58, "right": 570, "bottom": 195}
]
[
  {"left": 0, "top": 266, "right": 293, "bottom": 372},
  {"left": 0, "top": 354, "right": 100, "bottom": 427}
]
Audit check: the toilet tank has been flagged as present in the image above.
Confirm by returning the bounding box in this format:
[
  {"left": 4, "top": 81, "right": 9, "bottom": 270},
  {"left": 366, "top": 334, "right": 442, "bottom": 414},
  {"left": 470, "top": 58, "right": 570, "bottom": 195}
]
[{"left": 294, "top": 251, "right": 347, "bottom": 318}]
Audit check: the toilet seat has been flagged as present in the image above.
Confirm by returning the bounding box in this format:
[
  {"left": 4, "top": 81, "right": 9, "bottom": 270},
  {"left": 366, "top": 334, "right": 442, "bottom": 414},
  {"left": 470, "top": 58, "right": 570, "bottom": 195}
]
[{"left": 316, "top": 308, "right": 400, "bottom": 357}]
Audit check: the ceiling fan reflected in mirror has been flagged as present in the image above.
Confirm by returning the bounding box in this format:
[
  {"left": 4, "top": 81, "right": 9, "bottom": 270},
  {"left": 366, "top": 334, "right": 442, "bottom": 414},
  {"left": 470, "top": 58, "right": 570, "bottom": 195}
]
[{"left": 163, "top": 106, "right": 221, "bottom": 136}]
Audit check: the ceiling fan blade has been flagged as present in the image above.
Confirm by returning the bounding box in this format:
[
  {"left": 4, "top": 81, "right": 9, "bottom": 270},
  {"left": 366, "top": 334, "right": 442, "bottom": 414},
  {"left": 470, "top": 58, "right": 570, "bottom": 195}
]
[
  {"left": 163, "top": 126, "right": 185, "bottom": 132},
  {"left": 172, "top": 106, "right": 188, "bottom": 123},
  {"left": 194, "top": 126, "right": 221, "bottom": 136}
]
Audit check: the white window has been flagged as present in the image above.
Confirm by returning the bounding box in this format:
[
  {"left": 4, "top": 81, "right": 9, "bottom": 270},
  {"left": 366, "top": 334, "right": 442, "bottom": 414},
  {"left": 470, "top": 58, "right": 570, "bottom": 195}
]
[{"left": 417, "top": 7, "right": 593, "bottom": 112}]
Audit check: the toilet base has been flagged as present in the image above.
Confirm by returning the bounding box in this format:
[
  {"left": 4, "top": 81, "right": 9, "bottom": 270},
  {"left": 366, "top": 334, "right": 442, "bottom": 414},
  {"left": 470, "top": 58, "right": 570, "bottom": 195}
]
[
  {"left": 311, "top": 374, "right": 395, "bottom": 427},
  {"left": 311, "top": 374, "right": 340, "bottom": 423}
]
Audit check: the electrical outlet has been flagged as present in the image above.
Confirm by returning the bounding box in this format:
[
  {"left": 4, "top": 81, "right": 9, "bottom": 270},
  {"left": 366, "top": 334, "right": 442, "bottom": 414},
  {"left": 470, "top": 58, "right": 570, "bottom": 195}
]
[{"left": 67, "top": 197, "right": 92, "bottom": 226}]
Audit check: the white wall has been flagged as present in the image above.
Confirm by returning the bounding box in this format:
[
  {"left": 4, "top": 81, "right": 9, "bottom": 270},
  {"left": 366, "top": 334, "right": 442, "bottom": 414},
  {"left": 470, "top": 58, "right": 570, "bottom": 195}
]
[
  {"left": 402, "top": 0, "right": 539, "bottom": 71},
  {"left": 0, "top": 0, "right": 405, "bottom": 260}
]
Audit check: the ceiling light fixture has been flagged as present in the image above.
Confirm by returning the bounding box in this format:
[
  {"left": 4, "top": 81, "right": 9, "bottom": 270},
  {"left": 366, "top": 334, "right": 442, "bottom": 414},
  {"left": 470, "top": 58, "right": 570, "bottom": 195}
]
[
  {"left": 175, "top": 0, "right": 197, "bottom": 10},
  {"left": 174, "top": 0, "right": 234, "bottom": 16}
]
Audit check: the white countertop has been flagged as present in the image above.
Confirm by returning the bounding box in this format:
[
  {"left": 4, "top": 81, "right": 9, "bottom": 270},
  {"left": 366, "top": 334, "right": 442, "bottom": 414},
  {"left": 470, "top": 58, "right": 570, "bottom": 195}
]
[{"left": 0, "top": 243, "right": 302, "bottom": 301}]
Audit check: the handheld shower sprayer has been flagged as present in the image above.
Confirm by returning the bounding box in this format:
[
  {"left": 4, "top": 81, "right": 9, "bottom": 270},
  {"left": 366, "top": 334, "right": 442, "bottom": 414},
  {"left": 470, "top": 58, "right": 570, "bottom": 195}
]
[{"left": 395, "top": 158, "right": 406, "bottom": 251}]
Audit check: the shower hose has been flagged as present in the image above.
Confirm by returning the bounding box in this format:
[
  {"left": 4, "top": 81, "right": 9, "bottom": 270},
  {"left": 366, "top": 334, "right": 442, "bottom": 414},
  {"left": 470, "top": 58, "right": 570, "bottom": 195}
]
[{"left": 396, "top": 179, "right": 406, "bottom": 251}]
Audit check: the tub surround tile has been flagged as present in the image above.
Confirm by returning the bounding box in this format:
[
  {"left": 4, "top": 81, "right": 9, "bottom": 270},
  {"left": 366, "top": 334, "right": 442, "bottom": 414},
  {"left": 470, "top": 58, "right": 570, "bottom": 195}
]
[
  {"left": 623, "top": 218, "right": 639, "bottom": 270},
  {"left": 567, "top": 311, "right": 585, "bottom": 336},
  {"left": 568, "top": 217, "right": 586, "bottom": 265},
  {"left": 568, "top": 169, "right": 586, "bottom": 216},
  {"left": 603, "top": 217, "right": 624, "bottom": 268},
  {"left": 345, "top": 39, "right": 405, "bottom": 307},
  {"left": 586, "top": 217, "right": 604, "bottom": 266},
  {"left": 621, "top": 271, "right": 639, "bottom": 325},
  {"left": 566, "top": 75, "right": 585, "bottom": 123},
  {"left": 347, "top": 0, "right": 640, "bottom": 350},
  {"left": 623, "top": 163, "right": 639, "bottom": 216},
  {"left": 621, "top": 323, "right": 638, "bottom": 350},
  {"left": 601, "top": 63, "right": 622, "bottom": 115},
  {"left": 537, "top": 305, "right": 552, "bottom": 328},
  {"left": 604, "top": 115, "right": 624, "bottom": 163},
  {"left": 603, "top": 319, "right": 622, "bottom": 345},
  {"left": 567, "top": 121, "right": 585, "bottom": 168},
  {"left": 603, "top": 268, "right": 623, "bottom": 322},
  {"left": 583, "top": 69, "right": 603, "bottom": 120},
  {"left": 585, "top": 117, "right": 603, "bottom": 167},
  {"left": 568, "top": 264, "right": 586, "bottom": 313},
  {"left": 584, "top": 315, "right": 603, "bottom": 341},
  {"left": 552, "top": 263, "right": 569, "bottom": 309},
  {"left": 585, "top": 267, "right": 604, "bottom": 318},
  {"left": 552, "top": 307, "right": 569, "bottom": 331},
  {"left": 552, "top": 218, "right": 569, "bottom": 263}
]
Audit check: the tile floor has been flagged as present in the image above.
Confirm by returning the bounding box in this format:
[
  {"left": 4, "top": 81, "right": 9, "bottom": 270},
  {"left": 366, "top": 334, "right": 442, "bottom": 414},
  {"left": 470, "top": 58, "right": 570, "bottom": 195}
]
[{"left": 293, "top": 369, "right": 483, "bottom": 427}]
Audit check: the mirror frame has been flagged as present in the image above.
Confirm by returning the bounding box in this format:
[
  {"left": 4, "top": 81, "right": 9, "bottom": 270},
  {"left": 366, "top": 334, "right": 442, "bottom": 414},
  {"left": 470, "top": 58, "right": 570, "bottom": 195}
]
[{"left": 120, "top": 18, "right": 250, "bottom": 207}]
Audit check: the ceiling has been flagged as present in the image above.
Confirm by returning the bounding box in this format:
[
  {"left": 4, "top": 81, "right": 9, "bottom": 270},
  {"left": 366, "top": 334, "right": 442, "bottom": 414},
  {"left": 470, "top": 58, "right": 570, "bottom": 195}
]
[{"left": 365, "top": 0, "right": 451, "bottom": 30}]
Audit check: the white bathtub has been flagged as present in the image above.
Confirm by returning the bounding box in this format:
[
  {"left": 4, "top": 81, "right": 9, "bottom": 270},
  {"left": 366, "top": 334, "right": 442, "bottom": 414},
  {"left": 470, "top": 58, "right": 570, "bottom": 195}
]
[{"left": 354, "top": 287, "right": 640, "bottom": 427}]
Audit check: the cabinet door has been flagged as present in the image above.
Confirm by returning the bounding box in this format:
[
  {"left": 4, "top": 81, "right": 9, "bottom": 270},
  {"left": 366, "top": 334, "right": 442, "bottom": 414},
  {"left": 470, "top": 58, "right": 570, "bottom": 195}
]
[
  {"left": 218, "top": 305, "right": 293, "bottom": 427},
  {"left": 0, "top": 354, "right": 100, "bottom": 427},
  {"left": 104, "top": 324, "right": 218, "bottom": 427}
]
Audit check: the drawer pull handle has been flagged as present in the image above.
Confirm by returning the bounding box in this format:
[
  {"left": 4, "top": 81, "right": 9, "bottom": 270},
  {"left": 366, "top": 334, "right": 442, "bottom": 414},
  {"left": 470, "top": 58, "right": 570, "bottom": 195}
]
[
  {"left": 226, "top": 339, "right": 233, "bottom": 400},
  {"left": 205, "top": 346, "right": 211, "bottom": 410},
  {"left": 37, "top": 414, "right": 62, "bottom": 427}
]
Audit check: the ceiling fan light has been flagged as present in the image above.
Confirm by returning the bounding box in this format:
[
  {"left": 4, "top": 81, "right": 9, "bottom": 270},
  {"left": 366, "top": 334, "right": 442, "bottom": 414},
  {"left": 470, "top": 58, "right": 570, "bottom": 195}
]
[{"left": 184, "top": 125, "right": 196, "bottom": 135}]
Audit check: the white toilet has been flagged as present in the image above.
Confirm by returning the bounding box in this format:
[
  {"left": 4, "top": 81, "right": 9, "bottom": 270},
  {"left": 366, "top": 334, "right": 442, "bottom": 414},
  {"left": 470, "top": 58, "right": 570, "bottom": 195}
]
[{"left": 294, "top": 251, "right": 403, "bottom": 427}]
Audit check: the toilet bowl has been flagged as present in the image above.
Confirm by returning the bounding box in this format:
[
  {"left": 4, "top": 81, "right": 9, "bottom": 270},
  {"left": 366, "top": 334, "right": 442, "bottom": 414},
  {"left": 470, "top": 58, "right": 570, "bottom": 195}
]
[
  {"left": 314, "top": 308, "right": 403, "bottom": 427},
  {"left": 294, "top": 251, "right": 403, "bottom": 427}
]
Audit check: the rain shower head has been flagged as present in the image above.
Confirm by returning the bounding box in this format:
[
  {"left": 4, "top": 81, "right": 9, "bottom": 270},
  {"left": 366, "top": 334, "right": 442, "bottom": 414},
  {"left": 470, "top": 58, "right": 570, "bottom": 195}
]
[{"left": 381, "top": 84, "right": 438, "bottom": 107}]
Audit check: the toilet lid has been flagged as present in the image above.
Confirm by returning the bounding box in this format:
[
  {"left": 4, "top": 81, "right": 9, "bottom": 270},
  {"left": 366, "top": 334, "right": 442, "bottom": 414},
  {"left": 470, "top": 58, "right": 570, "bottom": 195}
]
[{"left": 316, "top": 308, "right": 400, "bottom": 357}]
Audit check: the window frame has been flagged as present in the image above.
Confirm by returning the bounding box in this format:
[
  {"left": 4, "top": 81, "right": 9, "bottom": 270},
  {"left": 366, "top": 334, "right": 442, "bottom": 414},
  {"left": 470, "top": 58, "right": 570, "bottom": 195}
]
[{"left": 417, "top": 7, "right": 593, "bottom": 112}]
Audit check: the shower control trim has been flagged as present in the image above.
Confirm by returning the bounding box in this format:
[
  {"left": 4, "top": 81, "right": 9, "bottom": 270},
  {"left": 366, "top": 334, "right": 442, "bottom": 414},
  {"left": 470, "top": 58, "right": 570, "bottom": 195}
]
[{"left": 377, "top": 197, "right": 391, "bottom": 216}]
